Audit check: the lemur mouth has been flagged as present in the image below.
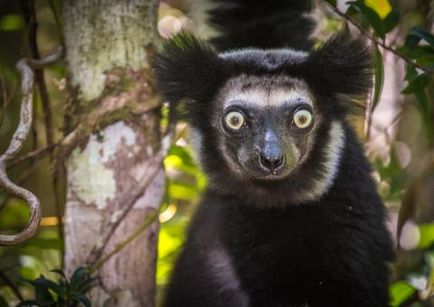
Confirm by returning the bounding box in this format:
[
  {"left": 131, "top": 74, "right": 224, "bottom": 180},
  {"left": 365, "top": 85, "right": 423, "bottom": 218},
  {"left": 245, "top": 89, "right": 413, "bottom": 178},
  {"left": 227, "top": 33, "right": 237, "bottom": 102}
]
[
  {"left": 246, "top": 163, "right": 292, "bottom": 182},
  {"left": 259, "top": 173, "right": 289, "bottom": 181}
]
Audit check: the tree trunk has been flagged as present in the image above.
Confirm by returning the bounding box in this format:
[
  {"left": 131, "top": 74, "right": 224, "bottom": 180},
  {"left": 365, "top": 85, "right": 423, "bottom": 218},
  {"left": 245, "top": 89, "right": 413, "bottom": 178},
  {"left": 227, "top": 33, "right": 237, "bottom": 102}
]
[{"left": 62, "top": 1, "right": 162, "bottom": 306}]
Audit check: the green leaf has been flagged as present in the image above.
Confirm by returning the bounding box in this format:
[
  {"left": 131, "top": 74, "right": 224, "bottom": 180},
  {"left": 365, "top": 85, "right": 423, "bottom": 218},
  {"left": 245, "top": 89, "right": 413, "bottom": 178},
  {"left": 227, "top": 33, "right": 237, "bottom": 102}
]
[
  {"left": 382, "top": 9, "right": 399, "bottom": 33},
  {"left": 70, "top": 267, "right": 88, "bottom": 291},
  {"left": 20, "top": 267, "right": 37, "bottom": 280},
  {"left": 418, "top": 224, "right": 434, "bottom": 249},
  {"left": 168, "top": 183, "right": 198, "bottom": 200},
  {"left": 389, "top": 281, "right": 416, "bottom": 307},
  {"left": 349, "top": 1, "right": 386, "bottom": 38},
  {"left": 49, "top": 269, "right": 69, "bottom": 288},
  {"left": 33, "top": 276, "right": 56, "bottom": 304},
  {"left": 167, "top": 145, "right": 195, "bottom": 167},
  {"left": 0, "top": 14, "right": 24, "bottom": 31},
  {"left": 372, "top": 46, "right": 384, "bottom": 111},
  {"left": 403, "top": 67, "right": 434, "bottom": 142},
  {"left": 76, "top": 277, "right": 98, "bottom": 294},
  {"left": 43, "top": 278, "right": 64, "bottom": 296},
  {"left": 404, "top": 34, "right": 422, "bottom": 49},
  {"left": 401, "top": 73, "right": 431, "bottom": 95},
  {"left": 76, "top": 294, "right": 92, "bottom": 307},
  {"left": 416, "top": 55, "right": 434, "bottom": 68},
  {"left": 26, "top": 238, "right": 63, "bottom": 250},
  {"left": 409, "top": 26, "right": 434, "bottom": 46},
  {"left": 49, "top": 269, "right": 66, "bottom": 280},
  {"left": 400, "top": 44, "right": 434, "bottom": 60},
  {"left": 364, "top": 0, "right": 392, "bottom": 19},
  {"left": 325, "top": 0, "right": 337, "bottom": 5}
]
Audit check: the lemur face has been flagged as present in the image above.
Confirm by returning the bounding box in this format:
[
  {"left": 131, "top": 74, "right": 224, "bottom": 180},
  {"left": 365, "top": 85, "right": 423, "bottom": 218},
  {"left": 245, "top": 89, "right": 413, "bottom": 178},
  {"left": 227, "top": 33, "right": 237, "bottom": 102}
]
[
  {"left": 155, "top": 32, "right": 372, "bottom": 202},
  {"left": 213, "top": 75, "right": 318, "bottom": 181}
]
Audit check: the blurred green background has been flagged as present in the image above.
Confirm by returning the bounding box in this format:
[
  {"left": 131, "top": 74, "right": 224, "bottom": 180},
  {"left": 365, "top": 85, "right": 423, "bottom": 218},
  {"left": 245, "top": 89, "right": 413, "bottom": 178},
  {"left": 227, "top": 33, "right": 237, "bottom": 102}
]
[{"left": 0, "top": 0, "right": 434, "bottom": 306}]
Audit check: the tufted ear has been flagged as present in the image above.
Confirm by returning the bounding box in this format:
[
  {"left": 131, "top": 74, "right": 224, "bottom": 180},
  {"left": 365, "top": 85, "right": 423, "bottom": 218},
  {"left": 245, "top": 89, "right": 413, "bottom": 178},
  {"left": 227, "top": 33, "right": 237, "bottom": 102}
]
[
  {"left": 305, "top": 31, "right": 373, "bottom": 98},
  {"left": 154, "top": 32, "right": 227, "bottom": 124}
]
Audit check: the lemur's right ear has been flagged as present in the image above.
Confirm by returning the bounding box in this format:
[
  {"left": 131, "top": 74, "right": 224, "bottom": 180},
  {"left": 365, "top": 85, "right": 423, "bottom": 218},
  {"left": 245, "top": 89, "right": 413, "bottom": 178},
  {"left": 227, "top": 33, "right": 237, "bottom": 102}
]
[
  {"left": 154, "top": 32, "right": 226, "bottom": 122},
  {"left": 305, "top": 31, "right": 373, "bottom": 98}
]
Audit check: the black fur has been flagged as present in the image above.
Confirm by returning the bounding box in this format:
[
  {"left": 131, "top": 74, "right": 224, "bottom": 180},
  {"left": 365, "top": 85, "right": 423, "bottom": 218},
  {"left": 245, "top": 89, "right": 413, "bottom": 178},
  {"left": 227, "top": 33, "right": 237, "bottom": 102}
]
[
  {"left": 154, "top": 1, "right": 394, "bottom": 306},
  {"left": 207, "top": 0, "right": 314, "bottom": 50},
  {"left": 163, "top": 126, "right": 394, "bottom": 307},
  {"left": 154, "top": 31, "right": 371, "bottom": 126}
]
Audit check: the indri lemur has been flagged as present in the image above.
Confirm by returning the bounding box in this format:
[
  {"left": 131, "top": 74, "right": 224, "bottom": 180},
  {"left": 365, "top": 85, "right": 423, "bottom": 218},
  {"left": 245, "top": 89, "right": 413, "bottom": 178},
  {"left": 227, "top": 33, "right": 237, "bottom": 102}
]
[{"left": 154, "top": 0, "right": 394, "bottom": 306}]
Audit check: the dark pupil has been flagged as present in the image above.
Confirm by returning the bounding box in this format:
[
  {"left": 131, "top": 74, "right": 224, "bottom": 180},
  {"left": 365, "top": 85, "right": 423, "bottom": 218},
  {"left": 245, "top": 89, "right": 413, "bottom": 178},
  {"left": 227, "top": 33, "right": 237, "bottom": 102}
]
[
  {"left": 230, "top": 116, "right": 240, "bottom": 126},
  {"left": 298, "top": 115, "right": 306, "bottom": 124}
]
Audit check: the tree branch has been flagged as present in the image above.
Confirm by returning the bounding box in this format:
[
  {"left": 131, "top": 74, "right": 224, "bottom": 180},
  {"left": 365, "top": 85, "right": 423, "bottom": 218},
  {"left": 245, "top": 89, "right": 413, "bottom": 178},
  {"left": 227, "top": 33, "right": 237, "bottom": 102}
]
[
  {"left": 0, "top": 60, "right": 41, "bottom": 245},
  {"left": 9, "top": 87, "right": 158, "bottom": 174},
  {"left": 0, "top": 270, "right": 23, "bottom": 302},
  {"left": 0, "top": 74, "right": 6, "bottom": 128},
  {"left": 90, "top": 209, "right": 160, "bottom": 273},
  {"left": 327, "top": 3, "right": 434, "bottom": 74},
  {"left": 22, "top": 0, "right": 65, "bottom": 261},
  {"left": 8, "top": 143, "right": 57, "bottom": 169},
  {"left": 48, "top": 0, "right": 64, "bottom": 44},
  {"left": 0, "top": 47, "right": 63, "bottom": 246}
]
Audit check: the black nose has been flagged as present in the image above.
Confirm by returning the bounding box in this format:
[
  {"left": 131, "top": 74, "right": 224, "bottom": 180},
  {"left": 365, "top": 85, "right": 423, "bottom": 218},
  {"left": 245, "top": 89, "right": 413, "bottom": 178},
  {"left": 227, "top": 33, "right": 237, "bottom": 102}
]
[{"left": 259, "top": 154, "right": 284, "bottom": 171}]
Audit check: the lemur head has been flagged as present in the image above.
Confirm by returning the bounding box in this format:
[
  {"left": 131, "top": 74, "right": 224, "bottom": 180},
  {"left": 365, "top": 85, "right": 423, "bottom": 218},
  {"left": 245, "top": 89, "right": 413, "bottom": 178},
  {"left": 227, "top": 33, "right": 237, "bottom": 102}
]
[{"left": 154, "top": 32, "right": 372, "bottom": 205}]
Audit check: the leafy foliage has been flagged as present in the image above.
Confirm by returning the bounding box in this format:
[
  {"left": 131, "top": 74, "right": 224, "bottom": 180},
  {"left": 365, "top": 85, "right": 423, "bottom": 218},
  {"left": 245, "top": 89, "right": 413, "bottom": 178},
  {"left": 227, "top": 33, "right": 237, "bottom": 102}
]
[
  {"left": 17, "top": 267, "right": 96, "bottom": 307},
  {"left": 329, "top": 0, "right": 434, "bottom": 305}
]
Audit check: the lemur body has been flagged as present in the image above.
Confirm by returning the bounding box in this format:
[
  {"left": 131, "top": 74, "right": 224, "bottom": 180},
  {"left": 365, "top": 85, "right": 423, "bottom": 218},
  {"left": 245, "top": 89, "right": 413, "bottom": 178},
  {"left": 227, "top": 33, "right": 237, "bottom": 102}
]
[{"left": 154, "top": 1, "right": 394, "bottom": 306}]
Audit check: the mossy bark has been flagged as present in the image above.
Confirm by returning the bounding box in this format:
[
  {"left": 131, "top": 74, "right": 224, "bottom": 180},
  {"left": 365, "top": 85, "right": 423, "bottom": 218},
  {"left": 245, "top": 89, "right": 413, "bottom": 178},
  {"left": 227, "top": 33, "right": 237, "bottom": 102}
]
[{"left": 62, "top": 1, "right": 161, "bottom": 306}]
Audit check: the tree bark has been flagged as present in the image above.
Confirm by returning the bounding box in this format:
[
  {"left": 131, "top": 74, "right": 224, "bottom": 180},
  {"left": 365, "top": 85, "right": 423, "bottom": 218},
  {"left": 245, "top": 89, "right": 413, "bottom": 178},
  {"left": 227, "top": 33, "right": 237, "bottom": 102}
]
[{"left": 62, "top": 1, "right": 162, "bottom": 306}]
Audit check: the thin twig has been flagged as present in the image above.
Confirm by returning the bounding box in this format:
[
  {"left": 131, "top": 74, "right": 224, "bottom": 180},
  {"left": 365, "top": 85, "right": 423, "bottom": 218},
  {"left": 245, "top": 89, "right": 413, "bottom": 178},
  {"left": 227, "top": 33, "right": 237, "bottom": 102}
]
[
  {"left": 26, "top": 46, "right": 64, "bottom": 69},
  {"left": 0, "top": 74, "right": 7, "bottom": 109},
  {"left": 21, "top": 0, "right": 40, "bottom": 160},
  {"left": 0, "top": 270, "right": 23, "bottom": 302},
  {"left": 0, "top": 47, "right": 63, "bottom": 245},
  {"left": 0, "top": 60, "right": 41, "bottom": 245},
  {"left": 327, "top": 3, "right": 434, "bottom": 74},
  {"left": 0, "top": 74, "right": 6, "bottom": 129},
  {"left": 8, "top": 143, "right": 57, "bottom": 169},
  {"left": 22, "top": 0, "right": 56, "bottom": 153},
  {"left": 1, "top": 162, "right": 43, "bottom": 212},
  {"left": 90, "top": 209, "right": 160, "bottom": 273},
  {"left": 48, "top": 0, "right": 64, "bottom": 44},
  {"left": 22, "top": 0, "right": 65, "bottom": 261}
]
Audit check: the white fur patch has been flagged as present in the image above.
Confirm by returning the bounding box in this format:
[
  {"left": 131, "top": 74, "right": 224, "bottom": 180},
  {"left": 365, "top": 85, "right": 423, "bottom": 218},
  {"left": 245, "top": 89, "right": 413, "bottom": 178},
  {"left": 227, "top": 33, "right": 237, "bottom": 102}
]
[
  {"left": 225, "top": 87, "right": 312, "bottom": 108},
  {"left": 188, "top": 127, "right": 203, "bottom": 159},
  {"left": 219, "top": 48, "right": 308, "bottom": 61},
  {"left": 221, "top": 75, "right": 313, "bottom": 109},
  {"left": 208, "top": 247, "right": 250, "bottom": 305},
  {"left": 297, "top": 120, "right": 345, "bottom": 202}
]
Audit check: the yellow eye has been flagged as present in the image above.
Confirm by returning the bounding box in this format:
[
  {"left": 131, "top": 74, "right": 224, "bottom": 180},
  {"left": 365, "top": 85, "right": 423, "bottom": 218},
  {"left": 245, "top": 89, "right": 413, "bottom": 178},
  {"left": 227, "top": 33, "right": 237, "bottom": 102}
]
[
  {"left": 224, "top": 111, "right": 245, "bottom": 130},
  {"left": 293, "top": 109, "right": 313, "bottom": 129}
]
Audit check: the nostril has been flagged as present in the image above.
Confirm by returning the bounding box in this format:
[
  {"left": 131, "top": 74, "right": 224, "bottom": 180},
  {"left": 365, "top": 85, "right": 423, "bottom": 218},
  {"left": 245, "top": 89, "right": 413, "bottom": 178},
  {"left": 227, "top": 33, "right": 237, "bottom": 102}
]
[{"left": 260, "top": 154, "right": 284, "bottom": 171}]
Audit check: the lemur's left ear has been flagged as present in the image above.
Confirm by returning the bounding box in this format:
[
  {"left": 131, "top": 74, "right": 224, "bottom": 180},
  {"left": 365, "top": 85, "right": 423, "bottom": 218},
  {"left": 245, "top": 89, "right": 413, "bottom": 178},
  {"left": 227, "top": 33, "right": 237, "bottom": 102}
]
[
  {"left": 305, "top": 31, "right": 373, "bottom": 98},
  {"left": 154, "top": 31, "right": 226, "bottom": 124}
]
